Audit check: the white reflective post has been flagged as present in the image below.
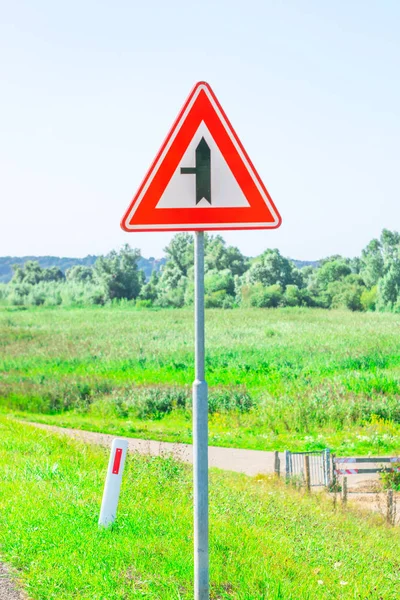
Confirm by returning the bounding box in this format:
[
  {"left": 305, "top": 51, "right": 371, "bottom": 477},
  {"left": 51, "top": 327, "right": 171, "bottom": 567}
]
[
  {"left": 193, "top": 230, "right": 209, "bottom": 599},
  {"left": 99, "top": 438, "right": 128, "bottom": 527}
]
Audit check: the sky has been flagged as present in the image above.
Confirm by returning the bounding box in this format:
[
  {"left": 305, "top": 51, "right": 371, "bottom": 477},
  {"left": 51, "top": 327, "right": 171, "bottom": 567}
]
[{"left": 0, "top": 0, "right": 399, "bottom": 260}]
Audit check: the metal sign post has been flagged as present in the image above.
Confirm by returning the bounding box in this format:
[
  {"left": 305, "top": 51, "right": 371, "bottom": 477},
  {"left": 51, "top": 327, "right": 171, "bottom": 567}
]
[
  {"left": 121, "top": 81, "right": 282, "bottom": 600},
  {"left": 193, "top": 230, "right": 209, "bottom": 599}
]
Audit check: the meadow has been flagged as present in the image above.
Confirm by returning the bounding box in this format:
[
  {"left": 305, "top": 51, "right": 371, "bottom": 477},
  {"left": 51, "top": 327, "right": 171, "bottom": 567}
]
[
  {"left": 0, "top": 417, "right": 399, "bottom": 599},
  {"left": 1, "top": 305, "right": 400, "bottom": 455}
]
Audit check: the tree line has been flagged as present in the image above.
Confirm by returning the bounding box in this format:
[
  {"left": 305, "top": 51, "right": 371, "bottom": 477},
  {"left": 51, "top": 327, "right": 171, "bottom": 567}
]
[{"left": 1, "top": 229, "right": 399, "bottom": 312}]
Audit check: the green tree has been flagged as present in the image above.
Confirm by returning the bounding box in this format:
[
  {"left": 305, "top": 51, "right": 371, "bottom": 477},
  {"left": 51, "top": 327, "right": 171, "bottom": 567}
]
[
  {"left": 361, "top": 286, "right": 378, "bottom": 311},
  {"left": 139, "top": 271, "right": 159, "bottom": 304},
  {"left": 204, "top": 269, "right": 235, "bottom": 296},
  {"left": 164, "top": 233, "right": 194, "bottom": 277},
  {"left": 157, "top": 233, "right": 247, "bottom": 308},
  {"left": 378, "top": 258, "right": 400, "bottom": 308},
  {"left": 156, "top": 234, "right": 193, "bottom": 307},
  {"left": 315, "top": 260, "right": 352, "bottom": 289},
  {"left": 42, "top": 266, "right": 64, "bottom": 282},
  {"left": 283, "top": 285, "right": 301, "bottom": 307},
  {"left": 205, "top": 235, "right": 248, "bottom": 276},
  {"left": 94, "top": 245, "right": 142, "bottom": 300},
  {"left": 11, "top": 261, "right": 64, "bottom": 285},
  {"left": 204, "top": 269, "right": 235, "bottom": 308},
  {"left": 360, "top": 230, "right": 400, "bottom": 291},
  {"left": 11, "top": 261, "right": 42, "bottom": 285},
  {"left": 360, "top": 239, "right": 384, "bottom": 288},
  {"left": 66, "top": 265, "right": 94, "bottom": 283},
  {"left": 246, "top": 249, "right": 297, "bottom": 289},
  {"left": 300, "top": 265, "right": 317, "bottom": 287},
  {"left": 327, "top": 275, "right": 365, "bottom": 311},
  {"left": 249, "top": 283, "right": 283, "bottom": 308},
  {"left": 157, "top": 276, "right": 187, "bottom": 308},
  {"left": 380, "top": 229, "right": 400, "bottom": 263}
]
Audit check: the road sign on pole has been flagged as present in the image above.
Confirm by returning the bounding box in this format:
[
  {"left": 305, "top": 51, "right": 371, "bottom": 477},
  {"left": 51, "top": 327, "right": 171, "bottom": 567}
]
[
  {"left": 121, "top": 81, "right": 281, "bottom": 232},
  {"left": 121, "top": 81, "right": 282, "bottom": 600}
]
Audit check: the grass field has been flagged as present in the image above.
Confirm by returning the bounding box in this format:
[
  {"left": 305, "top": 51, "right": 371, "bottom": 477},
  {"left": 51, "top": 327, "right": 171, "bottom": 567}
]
[
  {"left": 1, "top": 306, "right": 400, "bottom": 454},
  {"left": 0, "top": 417, "right": 399, "bottom": 599}
]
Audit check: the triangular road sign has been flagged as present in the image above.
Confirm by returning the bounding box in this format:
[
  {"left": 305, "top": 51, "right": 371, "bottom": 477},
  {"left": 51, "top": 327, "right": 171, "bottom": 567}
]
[{"left": 121, "top": 82, "right": 281, "bottom": 232}]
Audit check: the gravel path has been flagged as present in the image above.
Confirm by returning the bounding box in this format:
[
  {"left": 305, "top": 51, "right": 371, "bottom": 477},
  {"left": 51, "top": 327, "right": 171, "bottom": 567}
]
[
  {"left": 0, "top": 564, "right": 25, "bottom": 600},
  {"left": 25, "top": 423, "right": 384, "bottom": 488},
  {"left": 27, "top": 422, "right": 279, "bottom": 476}
]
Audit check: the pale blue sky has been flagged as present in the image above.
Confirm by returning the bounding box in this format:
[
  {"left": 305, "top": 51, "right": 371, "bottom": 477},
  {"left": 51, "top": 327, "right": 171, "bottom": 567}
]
[{"left": 1, "top": 1, "right": 399, "bottom": 260}]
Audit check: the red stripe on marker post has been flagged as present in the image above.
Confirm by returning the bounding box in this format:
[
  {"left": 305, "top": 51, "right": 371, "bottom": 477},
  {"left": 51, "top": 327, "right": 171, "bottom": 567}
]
[{"left": 112, "top": 448, "right": 123, "bottom": 474}]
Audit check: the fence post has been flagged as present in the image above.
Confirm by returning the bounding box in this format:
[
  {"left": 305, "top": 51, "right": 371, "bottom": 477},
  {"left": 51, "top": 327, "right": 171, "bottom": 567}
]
[
  {"left": 331, "top": 453, "right": 337, "bottom": 489},
  {"left": 324, "top": 448, "right": 331, "bottom": 487},
  {"left": 331, "top": 453, "right": 337, "bottom": 509},
  {"left": 274, "top": 451, "right": 280, "bottom": 477},
  {"left": 387, "top": 489, "right": 394, "bottom": 525},
  {"left": 341, "top": 476, "right": 348, "bottom": 507},
  {"left": 304, "top": 455, "right": 311, "bottom": 492},
  {"left": 284, "top": 451, "right": 291, "bottom": 480}
]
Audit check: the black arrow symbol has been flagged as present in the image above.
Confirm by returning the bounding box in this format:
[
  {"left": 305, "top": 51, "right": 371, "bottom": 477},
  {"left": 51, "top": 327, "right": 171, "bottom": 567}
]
[{"left": 180, "top": 137, "right": 211, "bottom": 204}]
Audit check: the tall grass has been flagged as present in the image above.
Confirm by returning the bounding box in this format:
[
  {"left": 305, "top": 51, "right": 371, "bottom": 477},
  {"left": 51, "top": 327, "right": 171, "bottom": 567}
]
[{"left": 1, "top": 306, "right": 400, "bottom": 453}]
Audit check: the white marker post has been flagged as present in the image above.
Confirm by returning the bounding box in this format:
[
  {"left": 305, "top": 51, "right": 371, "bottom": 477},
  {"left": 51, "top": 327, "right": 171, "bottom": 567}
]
[
  {"left": 193, "top": 231, "right": 209, "bottom": 599},
  {"left": 99, "top": 438, "right": 128, "bottom": 527}
]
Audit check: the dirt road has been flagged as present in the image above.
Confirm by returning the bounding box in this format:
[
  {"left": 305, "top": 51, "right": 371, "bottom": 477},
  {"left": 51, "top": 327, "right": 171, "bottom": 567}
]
[
  {"left": 0, "top": 564, "right": 25, "bottom": 600},
  {"left": 26, "top": 422, "right": 387, "bottom": 489},
  {"left": 27, "top": 422, "right": 279, "bottom": 476}
]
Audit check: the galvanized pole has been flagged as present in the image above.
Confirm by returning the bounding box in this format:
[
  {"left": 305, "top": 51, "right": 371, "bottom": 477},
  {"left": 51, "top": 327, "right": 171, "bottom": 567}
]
[{"left": 193, "top": 230, "right": 209, "bottom": 599}]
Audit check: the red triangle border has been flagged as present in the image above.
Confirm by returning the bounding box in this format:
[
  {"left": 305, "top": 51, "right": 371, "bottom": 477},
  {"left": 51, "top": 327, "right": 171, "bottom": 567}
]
[{"left": 121, "top": 82, "right": 282, "bottom": 232}]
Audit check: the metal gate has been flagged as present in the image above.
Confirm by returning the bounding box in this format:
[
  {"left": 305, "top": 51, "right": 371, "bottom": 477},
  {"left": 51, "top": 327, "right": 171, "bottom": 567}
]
[{"left": 285, "top": 449, "right": 331, "bottom": 487}]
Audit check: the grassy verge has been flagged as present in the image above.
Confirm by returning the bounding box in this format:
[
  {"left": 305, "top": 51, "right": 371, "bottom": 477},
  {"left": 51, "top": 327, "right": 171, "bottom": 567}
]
[
  {"left": 0, "top": 417, "right": 399, "bottom": 599},
  {"left": 1, "top": 306, "right": 400, "bottom": 455},
  {"left": 8, "top": 407, "right": 400, "bottom": 456}
]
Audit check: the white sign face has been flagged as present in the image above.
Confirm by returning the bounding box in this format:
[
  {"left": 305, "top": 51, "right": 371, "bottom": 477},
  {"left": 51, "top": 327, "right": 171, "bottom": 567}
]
[{"left": 156, "top": 122, "right": 250, "bottom": 209}]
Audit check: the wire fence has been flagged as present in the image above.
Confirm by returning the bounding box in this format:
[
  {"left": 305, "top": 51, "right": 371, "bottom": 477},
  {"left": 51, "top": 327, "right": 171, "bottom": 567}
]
[{"left": 284, "top": 449, "right": 331, "bottom": 487}]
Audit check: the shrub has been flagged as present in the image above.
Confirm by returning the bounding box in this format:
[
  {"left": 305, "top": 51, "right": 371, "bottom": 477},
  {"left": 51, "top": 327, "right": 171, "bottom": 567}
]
[
  {"left": 250, "top": 284, "right": 283, "bottom": 308},
  {"left": 361, "top": 286, "right": 378, "bottom": 311},
  {"left": 8, "top": 290, "right": 26, "bottom": 306},
  {"left": 204, "top": 269, "right": 235, "bottom": 296},
  {"left": 83, "top": 285, "right": 106, "bottom": 305},
  {"left": 135, "top": 389, "right": 179, "bottom": 419},
  {"left": 135, "top": 299, "right": 153, "bottom": 309},
  {"left": 208, "top": 389, "right": 254, "bottom": 414},
  {"left": 380, "top": 463, "right": 400, "bottom": 490},
  {"left": 328, "top": 278, "right": 364, "bottom": 311},
  {"left": 27, "top": 288, "right": 46, "bottom": 306},
  {"left": 0, "top": 284, "right": 9, "bottom": 304},
  {"left": 205, "top": 290, "right": 231, "bottom": 308},
  {"left": 156, "top": 283, "right": 186, "bottom": 308},
  {"left": 283, "top": 285, "right": 301, "bottom": 307}
]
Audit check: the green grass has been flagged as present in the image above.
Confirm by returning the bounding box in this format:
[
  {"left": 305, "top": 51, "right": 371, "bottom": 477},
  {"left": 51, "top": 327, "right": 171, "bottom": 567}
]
[
  {"left": 0, "top": 417, "right": 399, "bottom": 599},
  {"left": 1, "top": 306, "right": 400, "bottom": 454}
]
